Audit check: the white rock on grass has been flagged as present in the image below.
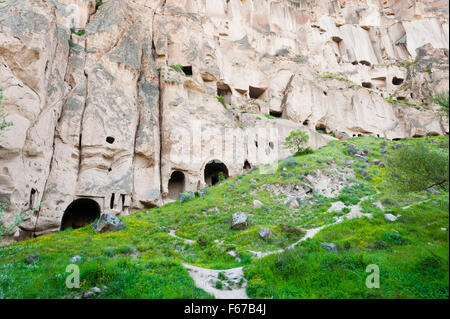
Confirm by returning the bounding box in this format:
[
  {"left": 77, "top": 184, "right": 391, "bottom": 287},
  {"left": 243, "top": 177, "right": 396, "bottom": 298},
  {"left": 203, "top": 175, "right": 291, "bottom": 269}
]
[
  {"left": 384, "top": 213, "right": 398, "bottom": 221},
  {"left": 252, "top": 200, "right": 263, "bottom": 208},
  {"left": 231, "top": 212, "right": 248, "bottom": 230}
]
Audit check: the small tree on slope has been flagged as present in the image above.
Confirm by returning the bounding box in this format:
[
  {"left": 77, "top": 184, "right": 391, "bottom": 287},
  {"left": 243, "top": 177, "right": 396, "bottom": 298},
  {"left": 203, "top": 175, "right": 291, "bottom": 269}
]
[{"left": 284, "top": 130, "right": 310, "bottom": 155}]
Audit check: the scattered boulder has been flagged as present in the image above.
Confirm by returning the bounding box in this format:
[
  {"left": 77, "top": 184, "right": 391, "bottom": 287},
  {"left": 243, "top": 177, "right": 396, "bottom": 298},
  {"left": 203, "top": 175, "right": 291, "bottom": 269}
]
[
  {"left": 372, "top": 159, "right": 381, "bottom": 165},
  {"left": 335, "top": 131, "right": 349, "bottom": 139},
  {"left": 346, "top": 144, "right": 359, "bottom": 155},
  {"left": 354, "top": 154, "right": 368, "bottom": 162},
  {"left": 379, "top": 147, "right": 387, "bottom": 154},
  {"left": 258, "top": 228, "right": 272, "bottom": 239},
  {"left": 82, "top": 291, "right": 95, "bottom": 298},
  {"left": 285, "top": 197, "right": 300, "bottom": 209},
  {"left": 178, "top": 192, "right": 195, "bottom": 202},
  {"left": 321, "top": 243, "right": 338, "bottom": 253},
  {"left": 231, "top": 212, "right": 248, "bottom": 230},
  {"left": 25, "top": 254, "right": 39, "bottom": 264},
  {"left": 92, "top": 214, "right": 126, "bottom": 233},
  {"left": 253, "top": 200, "right": 263, "bottom": 208},
  {"left": 91, "top": 287, "right": 101, "bottom": 294},
  {"left": 384, "top": 213, "right": 398, "bottom": 222},
  {"left": 196, "top": 189, "right": 209, "bottom": 197},
  {"left": 69, "top": 255, "right": 82, "bottom": 263}
]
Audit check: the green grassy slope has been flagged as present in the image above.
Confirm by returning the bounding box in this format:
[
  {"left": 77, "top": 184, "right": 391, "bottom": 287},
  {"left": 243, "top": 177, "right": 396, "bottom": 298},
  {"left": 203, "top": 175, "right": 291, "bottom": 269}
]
[{"left": 0, "top": 136, "right": 448, "bottom": 299}]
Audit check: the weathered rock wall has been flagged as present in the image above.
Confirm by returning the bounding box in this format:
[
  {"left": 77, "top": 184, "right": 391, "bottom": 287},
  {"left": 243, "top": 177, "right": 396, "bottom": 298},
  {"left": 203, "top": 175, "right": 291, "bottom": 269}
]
[{"left": 0, "top": 0, "right": 448, "bottom": 243}]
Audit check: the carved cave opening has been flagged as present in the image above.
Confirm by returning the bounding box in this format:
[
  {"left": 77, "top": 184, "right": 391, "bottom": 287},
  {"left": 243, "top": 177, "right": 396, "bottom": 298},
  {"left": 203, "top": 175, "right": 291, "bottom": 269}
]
[
  {"left": 217, "top": 82, "right": 232, "bottom": 105},
  {"left": 204, "top": 160, "right": 229, "bottom": 186},
  {"left": 182, "top": 66, "right": 193, "bottom": 76},
  {"left": 60, "top": 198, "right": 101, "bottom": 230},
  {"left": 168, "top": 171, "right": 186, "bottom": 200},
  {"left": 392, "top": 77, "right": 404, "bottom": 85},
  {"left": 269, "top": 110, "right": 283, "bottom": 118},
  {"left": 249, "top": 86, "right": 267, "bottom": 99}
]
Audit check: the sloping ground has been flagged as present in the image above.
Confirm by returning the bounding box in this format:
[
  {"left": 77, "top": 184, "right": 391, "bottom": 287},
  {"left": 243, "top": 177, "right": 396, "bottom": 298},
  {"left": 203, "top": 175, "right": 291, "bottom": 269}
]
[{"left": 0, "top": 136, "right": 448, "bottom": 299}]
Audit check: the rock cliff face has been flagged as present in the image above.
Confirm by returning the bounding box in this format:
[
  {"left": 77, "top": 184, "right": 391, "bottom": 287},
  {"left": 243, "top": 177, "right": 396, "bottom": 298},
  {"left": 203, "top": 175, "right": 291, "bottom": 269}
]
[{"left": 0, "top": 0, "right": 448, "bottom": 243}]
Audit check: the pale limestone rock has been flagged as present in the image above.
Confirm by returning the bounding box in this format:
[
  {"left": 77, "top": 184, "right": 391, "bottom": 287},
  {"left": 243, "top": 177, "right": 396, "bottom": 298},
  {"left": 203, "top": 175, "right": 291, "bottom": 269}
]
[{"left": 0, "top": 0, "right": 448, "bottom": 244}]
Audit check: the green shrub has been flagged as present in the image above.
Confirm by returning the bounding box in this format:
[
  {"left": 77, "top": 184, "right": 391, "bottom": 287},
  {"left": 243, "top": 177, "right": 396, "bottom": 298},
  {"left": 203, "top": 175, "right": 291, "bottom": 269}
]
[
  {"left": 216, "top": 96, "right": 226, "bottom": 108},
  {"left": 433, "top": 92, "right": 449, "bottom": 118},
  {"left": 385, "top": 141, "right": 449, "bottom": 192},
  {"left": 70, "top": 28, "right": 85, "bottom": 36},
  {"left": 170, "top": 64, "right": 184, "bottom": 73},
  {"left": 283, "top": 130, "right": 309, "bottom": 155},
  {"left": 0, "top": 88, "right": 12, "bottom": 134}
]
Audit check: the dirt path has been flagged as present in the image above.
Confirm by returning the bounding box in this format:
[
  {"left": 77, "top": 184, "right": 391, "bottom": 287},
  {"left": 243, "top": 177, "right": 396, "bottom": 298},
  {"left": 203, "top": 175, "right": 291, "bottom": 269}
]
[
  {"left": 183, "top": 264, "right": 249, "bottom": 299},
  {"left": 182, "top": 199, "right": 379, "bottom": 299}
]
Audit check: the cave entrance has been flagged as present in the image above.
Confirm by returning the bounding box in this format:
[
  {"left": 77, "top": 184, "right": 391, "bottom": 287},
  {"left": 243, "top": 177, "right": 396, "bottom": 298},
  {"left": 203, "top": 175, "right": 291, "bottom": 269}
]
[
  {"left": 182, "top": 66, "right": 193, "bottom": 76},
  {"left": 316, "top": 123, "right": 328, "bottom": 134},
  {"left": 204, "top": 160, "right": 229, "bottom": 186},
  {"left": 243, "top": 160, "right": 251, "bottom": 170},
  {"left": 269, "top": 110, "right": 283, "bottom": 118},
  {"left": 392, "top": 77, "right": 404, "bottom": 85},
  {"left": 217, "top": 82, "right": 232, "bottom": 105},
  {"left": 249, "top": 86, "right": 267, "bottom": 99},
  {"left": 168, "top": 171, "right": 186, "bottom": 200},
  {"left": 61, "top": 198, "right": 101, "bottom": 230}
]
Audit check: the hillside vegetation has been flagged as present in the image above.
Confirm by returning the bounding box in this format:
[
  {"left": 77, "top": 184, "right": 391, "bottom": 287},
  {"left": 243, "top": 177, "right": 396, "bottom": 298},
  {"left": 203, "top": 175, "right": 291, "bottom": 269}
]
[{"left": 0, "top": 136, "right": 448, "bottom": 299}]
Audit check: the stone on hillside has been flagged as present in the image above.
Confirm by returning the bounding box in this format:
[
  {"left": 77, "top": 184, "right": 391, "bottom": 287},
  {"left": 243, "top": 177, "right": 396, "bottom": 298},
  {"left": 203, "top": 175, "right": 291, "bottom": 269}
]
[
  {"left": 92, "top": 214, "right": 126, "bottom": 233},
  {"left": 384, "top": 213, "right": 398, "bottom": 222},
  {"left": 231, "top": 212, "right": 248, "bottom": 230},
  {"left": 197, "top": 189, "right": 208, "bottom": 197},
  {"left": 253, "top": 200, "right": 263, "bottom": 208},
  {"left": 321, "top": 243, "right": 338, "bottom": 253},
  {"left": 92, "top": 287, "right": 101, "bottom": 294},
  {"left": 25, "top": 254, "right": 39, "bottom": 264},
  {"left": 258, "top": 228, "right": 272, "bottom": 239},
  {"left": 285, "top": 197, "right": 300, "bottom": 209},
  {"left": 335, "top": 131, "right": 349, "bottom": 139},
  {"left": 178, "top": 192, "right": 195, "bottom": 203},
  {"left": 380, "top": 147, "right": 387, "bottom": 154},
  {"left": 69, "top": 255, "right": 82, "bottom": 263},
  {"left": 354, "top": 154, "right": 368, "bottom": 162},
  {"left": 346, "top": 144, "right": 359, "bottom": 155}
]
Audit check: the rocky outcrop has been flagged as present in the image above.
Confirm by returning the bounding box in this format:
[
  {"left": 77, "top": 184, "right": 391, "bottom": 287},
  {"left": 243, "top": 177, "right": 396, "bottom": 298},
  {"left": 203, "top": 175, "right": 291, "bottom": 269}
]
[{"left": 0, "top": 0, "right": 448, "bottom": 243}]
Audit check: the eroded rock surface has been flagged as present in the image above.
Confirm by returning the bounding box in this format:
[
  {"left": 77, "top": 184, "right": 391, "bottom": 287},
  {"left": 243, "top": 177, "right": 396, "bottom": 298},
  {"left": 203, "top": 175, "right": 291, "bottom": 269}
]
[{"left": 0, "top": 0, "right": 448, "bottom": 243}]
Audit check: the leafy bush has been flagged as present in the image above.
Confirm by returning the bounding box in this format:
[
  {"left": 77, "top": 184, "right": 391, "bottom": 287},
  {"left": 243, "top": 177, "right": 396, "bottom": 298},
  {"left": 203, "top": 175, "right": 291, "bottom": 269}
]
[
  {"left": 0, "top": 88, "right": 12, "bottom": 134},
  {"left": 385, "top": 141, "right": 449, "bottom": 192},
  {"left": 216, "top": 96, "right": 226, "bottom": 108},
  {"left": 170, "top": 64, "right": 184, "bottom": 73},
  {"left": 70, "top": 27, "right": 85, "bottom": 36},
  {"left": 433, "top": 92, "right": 449, "bottom": 118}
]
